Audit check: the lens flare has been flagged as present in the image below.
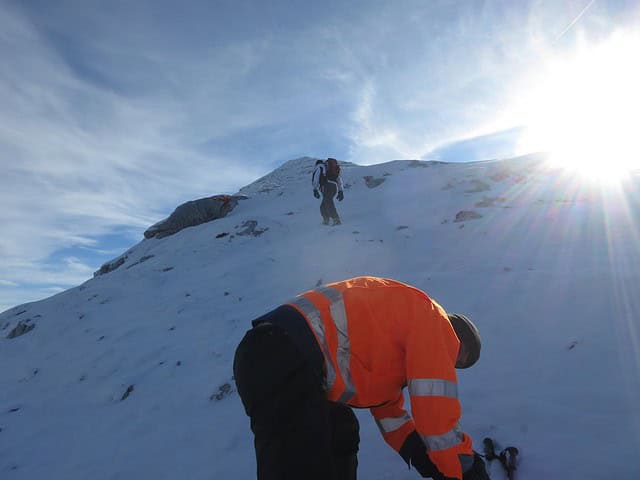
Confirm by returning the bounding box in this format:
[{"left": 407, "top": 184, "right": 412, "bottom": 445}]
[{"left": 515, "top": 31, "right": 640, "bottom": 184}]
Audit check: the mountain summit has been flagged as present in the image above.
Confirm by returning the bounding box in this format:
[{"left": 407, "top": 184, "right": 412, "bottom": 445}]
[{"left": 2, "top": 156, "right": 639, "bottom": 479}]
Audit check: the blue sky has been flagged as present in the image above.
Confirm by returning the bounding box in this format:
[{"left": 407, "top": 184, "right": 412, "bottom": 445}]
[{"left": 1, "top": 0, "right": 639, "bottom": 312}]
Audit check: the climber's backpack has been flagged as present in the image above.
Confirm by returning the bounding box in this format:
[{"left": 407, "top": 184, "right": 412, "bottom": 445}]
[{"left": 325, "top": 158, "right": 340, "bottom": 182}]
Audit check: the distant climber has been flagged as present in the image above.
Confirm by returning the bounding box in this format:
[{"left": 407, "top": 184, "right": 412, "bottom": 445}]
[
  {"left": 234, "top": 276, "right": 489, "bottom": 480},
  {"left": 312, "top": 157, "right": 344, "bottom": 225}
]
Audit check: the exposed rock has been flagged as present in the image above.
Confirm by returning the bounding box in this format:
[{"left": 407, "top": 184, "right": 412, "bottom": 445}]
[
  {"left": 475, "top": 196, "right": 507, "bottom": 207},
  {"left": 257, "top": 183, "right": 280, "bottom": 193},
  {"left": 236, "top": 220, "right": 268, "bottom": 237},
  {"left": 95, "top": 256, "right": 127, "bottom": 277},
  {"left": 6, "top": 320, "right": 35, "bottom": 339},
  {"left": 489, "top": 170, "right": 511, "bottom": 182},
  {"left": 125, "top": 254, "right": 155, "bottom": 270},
  {"left": 408, "top": 160, "right": 445, "bottom": 168},
  {"left": 94, "top": 195, "right": 247, "bottom": 276},
  {"left": 120, "top": 385, "right": 134, "bottom": 401},
  {"left": 408, "top": 160, "right": 430, "bottom": 168},
  {"left": 454, "top": 211, "right": 483, "bottom": 222},
  {"left": 144, "top": 194, "right": 247, "bottom": 240},
  {"left": 465, "top": 179, "right": 491, "bottom": 193},
  {"left": 363, "top": 176, "right": 385, "bottom": 188},
  {"left": 211, "top": 383, "right": 233, "bottom": 401}
]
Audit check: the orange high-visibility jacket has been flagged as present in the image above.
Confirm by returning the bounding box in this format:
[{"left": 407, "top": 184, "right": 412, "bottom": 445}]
[{"left": 286, "top": 276, "right": 473, "bottom": 479}]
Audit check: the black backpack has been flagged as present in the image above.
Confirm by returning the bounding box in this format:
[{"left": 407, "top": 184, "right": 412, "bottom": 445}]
[{"left": 325, "top": 158, "right": 340, "bottom": 181}]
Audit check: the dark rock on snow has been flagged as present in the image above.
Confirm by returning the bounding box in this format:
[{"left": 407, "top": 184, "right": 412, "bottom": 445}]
[
  {"left": 454, "top": 211, "right": 483, "bottom": 222},
  {"left": 6, "top": 320, "right": 35, "bottom": 339},
  {"left": 363, "top": 176, "right": 386, "bottom": 188},
  {"left": 144, "top": 194, "right": 247, "bottom": 240},
  {"left": 95, "top": 256, "right": 126, "bottom": 276}
]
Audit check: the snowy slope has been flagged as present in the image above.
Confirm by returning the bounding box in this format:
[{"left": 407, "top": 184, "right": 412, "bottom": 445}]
[{"left": 1, "top": 156, "right": 639, "bottom": 479}]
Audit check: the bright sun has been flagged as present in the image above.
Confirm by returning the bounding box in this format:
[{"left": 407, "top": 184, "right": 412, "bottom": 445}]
[{"left": 515, "top": 31, "right": 640, "bottom": 183}]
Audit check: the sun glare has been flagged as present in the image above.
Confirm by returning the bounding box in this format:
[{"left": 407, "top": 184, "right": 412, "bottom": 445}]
[{"left": 515, "top": 31, "right": 640, "bottom": 183}]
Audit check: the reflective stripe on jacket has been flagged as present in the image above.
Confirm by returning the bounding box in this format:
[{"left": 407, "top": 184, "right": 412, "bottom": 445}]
[{"left": 286, "top": 276, "right": 473, "bottom": 479}]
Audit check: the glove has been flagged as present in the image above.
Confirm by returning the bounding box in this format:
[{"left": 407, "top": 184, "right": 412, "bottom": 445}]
[
  {"left": 426, "top": 468, "right": 456, "bottom": 480},
  {"left": 410, "top": 455, "right": 444, "bottom": 479},
  {"left": 400, "top": 431, "right": 452, "bottom": 479},
  {"left": 337, "top": 190, "right": 344, "bottom": 201},
  {"left": 313, "top": 189, "right": 320, "bottom": 199},
  {"left": 462, "top": 453, "right": 490, "bottom": 480}
]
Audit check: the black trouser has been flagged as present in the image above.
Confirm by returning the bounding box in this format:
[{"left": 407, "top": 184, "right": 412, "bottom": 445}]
[
  {"left": 320, "top": 181, "right": 340, "bottom": 222},
  {"left": 234, "top": 319, "right": 359, "bottom": 480}
]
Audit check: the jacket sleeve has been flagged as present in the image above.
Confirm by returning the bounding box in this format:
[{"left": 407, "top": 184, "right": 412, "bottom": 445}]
[
  {"left": 404, "top": 299, "right": 473, "bottom": 479},
  {"left": 370, "top": 391, "right": 416, "bottom": 454},
  {"left": 336, "top": 174, "right": 344, "bottom": 192},
  {"left": 371, "top": 392, "right": 453, "bottom": 479},
  {"left": 312, "top": 165, "right": 323, "bottom": 190}
]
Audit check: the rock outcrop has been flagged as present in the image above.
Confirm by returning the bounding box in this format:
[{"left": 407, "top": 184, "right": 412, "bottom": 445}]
[
  {"left": 6, "top": 319, "right": 35, "bottom": 339},
  {"left": 144, "top": 194, "right": 246, "bottom": 240}
]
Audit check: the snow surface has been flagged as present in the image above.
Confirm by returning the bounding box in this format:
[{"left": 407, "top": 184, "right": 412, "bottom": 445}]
[{"left": 1, "top": 156, "right": 639, "bottom": 479}]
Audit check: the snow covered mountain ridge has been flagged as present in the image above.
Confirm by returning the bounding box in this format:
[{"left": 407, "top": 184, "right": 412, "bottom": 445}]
[{"left": 1, "top": 155, "right": 639, "bottom": 479}]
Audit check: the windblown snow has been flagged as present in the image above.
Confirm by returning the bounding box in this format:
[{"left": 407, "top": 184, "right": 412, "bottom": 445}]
[{"left": 1, "top": 155, "right": 639, "bottom": 479}]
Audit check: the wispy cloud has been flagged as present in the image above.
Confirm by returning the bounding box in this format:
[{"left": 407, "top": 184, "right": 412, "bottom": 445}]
[
  {"left": 0, "top": 4, "right": 264, "bottom": 309},
  {"left": 1, "top": 0, "right": 638, "bottom": 312}
]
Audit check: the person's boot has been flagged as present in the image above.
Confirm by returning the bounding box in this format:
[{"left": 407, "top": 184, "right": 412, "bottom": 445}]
[
  {"left": 322, "top": 217, "right": 330, "bottom": 225},
  {"left": 332, "top": 218, "right": 341, "bottom": 226}
]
